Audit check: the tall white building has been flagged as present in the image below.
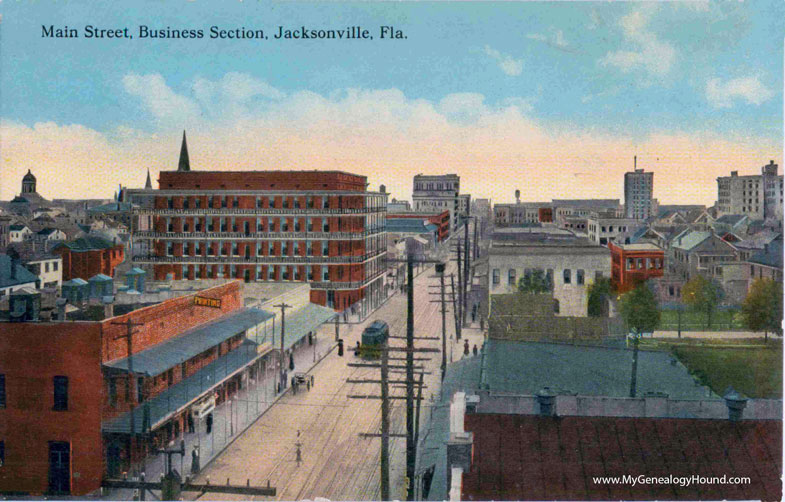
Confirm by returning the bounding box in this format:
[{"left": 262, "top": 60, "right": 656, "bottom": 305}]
[
  {"left": 716, "top": 161, "right": 783, "bottom": 221},
  {"left": 624, "top": 163, "right": 654, "bottom": 220},
  {"left": 412, "top": 174, "right": 467, "bottom": 231}
]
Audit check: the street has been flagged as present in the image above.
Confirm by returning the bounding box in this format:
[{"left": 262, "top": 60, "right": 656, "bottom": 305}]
[{"left": 191, "top": 261, "right": 476, "bottom": 500}]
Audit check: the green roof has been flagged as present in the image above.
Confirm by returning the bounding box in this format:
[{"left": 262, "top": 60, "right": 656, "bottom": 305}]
[
  {"left": 0, "top": 255, "right": 39, "bottom": 289},
  {"left": 55, "top": 236, "right": 115, "bottom": 251},
  {"left": 671, "top": 231, "right": 712, "bottom": 251},
  {"left": 258, "top": 303, "right": 337, "bottom": 351},
  {"left": 481, "top": 339, "right": 714, "bottom": 399}
]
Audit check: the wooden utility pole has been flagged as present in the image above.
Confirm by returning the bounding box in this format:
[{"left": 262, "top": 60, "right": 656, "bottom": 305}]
[
  {"left": 379, "top": 342, "right": 390, "bottom": 501},
  {"left": 405, "top": 251, "right": 415, "bottom": 501},
  {"left": 274, "top": 303, "right": 291, "bottom": 392},
  {"left": 438, "top": 264, "right": 447, "bottom": 380},
  {"left": 111, "top": 318, "right": 145, "bottom": 474},
  {"left": 450, "top": 274, "right": 461, "bottom": 340},
  {"left": 455, "top": 243, "right": 463, "bottom": 339},
  {"left": 463, "top": 219, "right": 470, "bottom": 326}
]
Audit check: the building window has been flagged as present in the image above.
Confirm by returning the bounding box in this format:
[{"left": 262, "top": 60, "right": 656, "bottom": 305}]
[
  {"left": 282, "top": 242, "right": 289, "bottom": 255},
  {"left": 492, "top": 269, "right": 500, "bottom": 285},
  {"left": 282, "top": 220, "right": 289, "bottom": 232},
  {"left": 508, "top": 269, "right": 516, "bottom": 285},
  {"left": 577, "top": 269, "right": 585, "bottom": 285},
  {"left": 322, "top": 267, "right": 330, "bottom": 281},
  {"left": 563, "top": 269, "right": 571, "bottom": 284},
  {"left": 53, "top": 376, "right": 68, "bottom": 411},
  {"left": 268, "top": 266, "right": 275, "bottom": 280},
  {"left": 282, "top": 198, "right": 289, "bottom": 209},
  {"left": 307, "top": 241, "right": 313, "bottom": 256},
  {"left": 322, "top": 242, "right": 329, "bottom": 256}
]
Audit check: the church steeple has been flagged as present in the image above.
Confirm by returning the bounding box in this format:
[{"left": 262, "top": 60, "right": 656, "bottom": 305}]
[
  {"left": 178, "top": 131, "right": 191, "bottom": 172},
  {"left": 145, "top": 169, "right": 152, "bottom": 189}
]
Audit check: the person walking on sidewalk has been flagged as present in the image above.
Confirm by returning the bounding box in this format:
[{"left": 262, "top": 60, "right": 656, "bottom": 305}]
[
  {"left": 472, "top": 344, "right": 478, "bottom": 356},
  {"left": 463, "top": 339, "right": 470, "bottom": 357}
]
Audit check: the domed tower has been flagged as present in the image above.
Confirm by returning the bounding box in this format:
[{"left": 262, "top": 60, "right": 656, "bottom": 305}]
[{"left": 21, "top": 170, "right": 37, "bottom": 194}]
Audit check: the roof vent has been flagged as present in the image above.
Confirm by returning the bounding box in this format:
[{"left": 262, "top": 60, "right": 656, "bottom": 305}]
[
  {"left": 724, "top": 388, "right": 748, "bottom": 422},
  {"left": 536, "top": 387, "right": 557, "bottom": 416}
]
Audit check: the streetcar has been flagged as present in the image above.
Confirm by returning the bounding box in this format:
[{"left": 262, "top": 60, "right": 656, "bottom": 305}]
[{"left": 358, "top": 320, "right": 389, "bottom": 359}]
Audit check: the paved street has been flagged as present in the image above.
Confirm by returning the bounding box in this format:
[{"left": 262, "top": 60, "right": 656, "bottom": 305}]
[{"left": 190, "top": 262, "right": 471, "bottom": 501}]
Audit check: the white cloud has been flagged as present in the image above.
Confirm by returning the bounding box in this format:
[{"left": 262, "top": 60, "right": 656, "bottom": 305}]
[
  {"left": 483, "top": 45, "right": 523, "bottom": 76},
  {"left": 706, "top": 76, "right": 773, "bottom": 108},
  {"left": 122, "top": 73, "right": 201, "bottom": 126},
  {"left": 527, "top": 28, "right": 570, "bottom": 51},
  {"left": 1, "top": 74, "right": 778, "bottom": 208},
  {"left": 600, "top": 8, "right": 676, "bottom": 78}
]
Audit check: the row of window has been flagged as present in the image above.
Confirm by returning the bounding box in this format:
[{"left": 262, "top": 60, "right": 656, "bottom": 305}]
[
  {"left": 165, "top": 195, "right": 365, "bottom": 210},
  {"left": 626, "top": 257, "right": 663, "bottom": 271},
  {"left": 492, "top": 267, "right": 598, "bottom": 286},
  {"left": 0, "top": 374, "right": 68, "bottom": 411},
  {"left": 166, "top": 240, "right": 335, "bottom": 258},
  {"left": 165, "top": 216, "right": 372, "bottom": 234}
]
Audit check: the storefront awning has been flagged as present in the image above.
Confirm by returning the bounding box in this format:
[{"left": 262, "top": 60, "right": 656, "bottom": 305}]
[
  {"left": 102, "top": 339, "right": 264, "bottom": 434},
  {"left": 103, "top": 307, "right": 274, "bottom": 377},
  {"left": 264, "top": 303, "right": 337, "bottom": 352}
]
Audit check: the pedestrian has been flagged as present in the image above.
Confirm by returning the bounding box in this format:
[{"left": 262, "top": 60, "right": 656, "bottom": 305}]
[
  {"left": 295, "top": 442, "right": 302, "bottom": 466},
  {"left": 206, "top": 413, "right": 213, "bottom": 435},
  {"left": 463, "top": 339, "right": 469, "bottom": 357},
  {"left": 187, "top": 412, "right": 194, "bottom": 434},
  {"left": 473, "top": 344, "right": 478, "bottom": 356}
]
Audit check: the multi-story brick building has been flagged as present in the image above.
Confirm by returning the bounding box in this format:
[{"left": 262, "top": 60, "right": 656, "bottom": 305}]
[
  {"left": 125, "top": 135, "right": 387, "bottom": 316},
  {"left": 52, "top": 236, "right": 125, "bottom": 281},
  {"left": 0, "top": 281, "right": 298, "bottom": 496},
  {"left": 387, "top": 210, "right": 450, "bottom": 242},
  {"left": 608, "top": 241, "right": 665, "bottom": 293}
]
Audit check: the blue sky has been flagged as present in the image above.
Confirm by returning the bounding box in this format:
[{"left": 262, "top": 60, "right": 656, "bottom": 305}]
[{"left": 0, "top": 1, "right": 782, "bottom": 204}]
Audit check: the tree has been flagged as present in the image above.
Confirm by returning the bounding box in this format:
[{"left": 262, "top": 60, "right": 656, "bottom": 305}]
[
  {"left": 518, "top": 269, "right": 551, "bottom": 294},
  {"left": 682, "top": 275, "right": 723, "bottom": 328},
  {"left": 587, "top": 277, "right": 612, "bottom": 317},
  {"left": 619, "top": 282, "right": 660, "bottom": 334},
  {"left": 741, "top": 278, "right": 783, "bottom": 342},
  {"left": 618, "top": 283, "right": 660, "bottom": 398}
]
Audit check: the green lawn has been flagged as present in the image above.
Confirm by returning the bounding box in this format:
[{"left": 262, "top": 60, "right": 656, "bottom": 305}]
[
  {"left": 671, "top": 341, "right": 782, "bottom": 398},
  {"left": 658, "top": 309, "right": 746, "bottom": 331}
]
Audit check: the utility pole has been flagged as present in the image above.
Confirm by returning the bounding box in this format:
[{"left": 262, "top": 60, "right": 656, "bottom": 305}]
[
  {"left": 274, "top": 303, "right": 291, "bottom": 392},
  {"left": 437, "top": 263, "right": 447, "bottom": 380},
  {"left": 450, "top": 273, "right": 461, "bottom": 340},
  {"left": 463, "top": 219, "right": 470, "bottom": 326},
  {"left": 379, "top": 341, "right": 390, "bottom": 501},
  {"left": 111, "top": 318, "right": 145, "bottom": 475},
  {"left": 455, "top": 242, "right": 463, "bottom": 339},
  {"left": 473, "top": 216, "right": 479, "bottom": 260},
  {"left": 405, "top": 250, "right": 415, "bottom": 501}
]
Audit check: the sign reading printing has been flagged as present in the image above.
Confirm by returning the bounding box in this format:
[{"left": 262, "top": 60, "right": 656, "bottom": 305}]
[{"left": 194, "top": 296, "right": 222, "bottom": 308}]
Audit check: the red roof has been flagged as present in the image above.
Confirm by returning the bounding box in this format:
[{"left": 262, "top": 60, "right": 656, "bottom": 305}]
[{"left": 462, "top": 414, "right": 782, "bottom": 501}]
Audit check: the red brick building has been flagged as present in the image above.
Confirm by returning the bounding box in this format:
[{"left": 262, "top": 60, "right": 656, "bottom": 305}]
[
  {"left": 0, "top": 281, "right": 275, "bottom": 496},
  {"left": 52, "top": 236, "right": 125, "bottom": 281},
  {"left": 387, "top": 210, "right": 450, "bottom": 241},
  {"left": 608, "top": 241, "right": 665, "bottom": 292},
  {"left": 125, "top": 134, "right": 387, "bottom": 317}
]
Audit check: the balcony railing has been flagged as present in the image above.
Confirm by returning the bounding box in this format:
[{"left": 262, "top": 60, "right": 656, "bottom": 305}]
[
  {"left": 132, "top": 226, "right": 385, "bottom": 241},
  {"left": 135, "top": 207, "right": 386, "bottom": 216},
  {"left": 132, "top": 249, "right": 387, "bottom": 265},
  {"left": 308, "top": 269, "right": 387, "bottom": 290}
]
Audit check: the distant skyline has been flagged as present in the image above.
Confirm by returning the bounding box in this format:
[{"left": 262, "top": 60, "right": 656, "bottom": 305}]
[{"left": 1, "top": 1, "right": 782, "bottom": 205}]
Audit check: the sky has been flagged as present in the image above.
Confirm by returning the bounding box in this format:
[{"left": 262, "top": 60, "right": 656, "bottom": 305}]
[{"left": 0, "top": 1, "right": 782, "bottom": 206}]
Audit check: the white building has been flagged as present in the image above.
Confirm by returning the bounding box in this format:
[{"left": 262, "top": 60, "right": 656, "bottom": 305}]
[
  {"left": 35, "top": 227, "right": 67, "bottom": 243},
  {"left": 586, "top": 216, "right": 640, "bottom": 246},
  {"left": 624, "top": 166, "right": 654, "bottom": 220},
  {"left": 716, "top": 161, "right": 783, "bottom": 221},
  {"left": 9, "top": 224, "right": 32, "bottom": 243},
  {"left": 412, "top": 174, "right": 465, "bottom": 232},
  {"left": 488, "top": 228, "right": 611, "bottom": 316}
]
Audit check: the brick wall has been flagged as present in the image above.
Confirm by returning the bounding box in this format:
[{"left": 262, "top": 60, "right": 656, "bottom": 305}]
[
  {"left": 158, "top": 171, "right": 367, "bottom": 191},
  {"left": 0, "top": 322, "right": 104, "bottom": 496}
]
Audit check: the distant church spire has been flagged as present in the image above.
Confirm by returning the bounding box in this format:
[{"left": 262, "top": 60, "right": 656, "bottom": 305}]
[
  {"left": 145, "top": 169, "right": 152, "bottom": 189},
  {"left": 178, "top": 130, "right": 191, "bottom": 172}
]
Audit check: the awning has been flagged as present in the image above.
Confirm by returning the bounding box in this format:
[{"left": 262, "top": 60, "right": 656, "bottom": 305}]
[
  {"left": 103, "top": 307, "right": 274, "bottom": 377},
  {"left": 263, "top": 303, "right": 337, "bottom": 352},
  {"left": 102, "top": 339, "right": 264, "bottom": 434}
]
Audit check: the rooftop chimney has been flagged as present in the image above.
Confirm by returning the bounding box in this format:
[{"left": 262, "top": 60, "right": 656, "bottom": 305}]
[
  {"left": 536, "top": 387, "right": 557, "bottom": 416},
  {"left": 724, "top": 388, "right": 748, "bottom": 422}
]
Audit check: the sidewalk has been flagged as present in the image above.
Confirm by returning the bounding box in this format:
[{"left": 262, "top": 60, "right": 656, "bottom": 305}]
[{"left": 102, "top": 333, "right": 336, "bottom": 500}]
